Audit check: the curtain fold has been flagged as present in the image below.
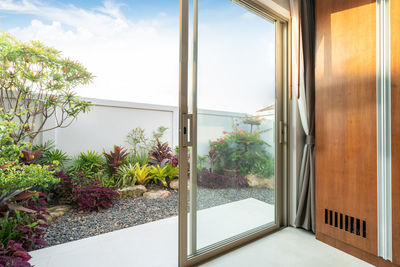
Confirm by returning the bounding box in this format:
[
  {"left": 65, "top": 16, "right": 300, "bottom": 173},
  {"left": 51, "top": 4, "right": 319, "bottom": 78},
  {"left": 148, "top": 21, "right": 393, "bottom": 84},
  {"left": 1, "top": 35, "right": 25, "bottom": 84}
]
[{"left": 293, "top": 0, "right": 316, "bottom": 233}]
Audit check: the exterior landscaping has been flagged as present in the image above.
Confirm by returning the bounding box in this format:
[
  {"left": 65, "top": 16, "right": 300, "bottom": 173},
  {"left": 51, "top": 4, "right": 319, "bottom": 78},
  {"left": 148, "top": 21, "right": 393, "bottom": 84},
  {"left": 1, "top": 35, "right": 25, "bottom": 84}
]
[{"left": 0, "top": 32, "right": 274, "bottom": 267}]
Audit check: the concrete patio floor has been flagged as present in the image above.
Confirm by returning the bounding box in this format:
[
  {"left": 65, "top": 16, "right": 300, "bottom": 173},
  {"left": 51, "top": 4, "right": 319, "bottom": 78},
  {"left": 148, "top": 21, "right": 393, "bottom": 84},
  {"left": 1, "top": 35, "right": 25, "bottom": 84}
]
[{"left": 30, "top": 198, "right": 274, "bottom": 267}]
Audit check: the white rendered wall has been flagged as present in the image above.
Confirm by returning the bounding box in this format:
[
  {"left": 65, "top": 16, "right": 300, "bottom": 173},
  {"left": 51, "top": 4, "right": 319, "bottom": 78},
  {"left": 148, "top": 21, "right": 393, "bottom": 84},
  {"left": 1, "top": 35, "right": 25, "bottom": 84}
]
[{"left": 41, "top": 98, "right": 273, "bottom": 158}]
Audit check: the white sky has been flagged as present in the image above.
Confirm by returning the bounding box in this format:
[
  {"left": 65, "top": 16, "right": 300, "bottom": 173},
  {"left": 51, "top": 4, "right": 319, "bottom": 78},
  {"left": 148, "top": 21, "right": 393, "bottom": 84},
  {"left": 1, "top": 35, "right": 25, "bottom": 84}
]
[{"left": 1, "top": 0, "right": 276, "bottom": 114}]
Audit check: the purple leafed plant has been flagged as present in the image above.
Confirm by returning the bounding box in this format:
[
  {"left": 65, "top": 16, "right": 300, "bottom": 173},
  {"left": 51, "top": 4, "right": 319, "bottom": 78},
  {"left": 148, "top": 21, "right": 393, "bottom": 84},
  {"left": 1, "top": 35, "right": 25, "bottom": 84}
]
[
  {"left": 197, "top": 169, "right": 248, "bottom": 189},
  {"left": 72, "top": 177, "right": 118, "bottom": 212},
  {"left": 0, "top": 241, "right": 32, "bottom": 267}
]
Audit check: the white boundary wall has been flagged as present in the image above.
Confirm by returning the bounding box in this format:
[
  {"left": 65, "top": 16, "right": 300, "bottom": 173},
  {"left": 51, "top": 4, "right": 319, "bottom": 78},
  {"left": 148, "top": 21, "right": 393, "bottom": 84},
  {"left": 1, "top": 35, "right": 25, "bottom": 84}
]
[{"left": 41, "top": 98, "right": 273, "bottom": 157}]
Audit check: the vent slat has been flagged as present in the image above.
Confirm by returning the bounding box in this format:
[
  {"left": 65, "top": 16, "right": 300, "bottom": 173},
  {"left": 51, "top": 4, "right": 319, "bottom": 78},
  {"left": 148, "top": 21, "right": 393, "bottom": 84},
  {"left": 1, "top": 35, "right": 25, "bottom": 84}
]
[{"left": 324, "top": 209, "right": 366, "bottom": 238}]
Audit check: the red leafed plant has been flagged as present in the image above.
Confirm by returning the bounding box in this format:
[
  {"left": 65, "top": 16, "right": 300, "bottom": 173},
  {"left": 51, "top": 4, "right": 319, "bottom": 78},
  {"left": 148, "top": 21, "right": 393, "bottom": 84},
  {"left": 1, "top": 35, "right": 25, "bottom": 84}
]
[
  {"left": 71, "top": 174, "right": 118, "bottom": 212},
  {"left": 103, "top": 145, "right": 129, "bottom": 175},
  {"left": 149, "top": 139, "right": 178, "bottom": 167},
  {"left": 20, "top": 150, "right": 42, "bottom": 165}
]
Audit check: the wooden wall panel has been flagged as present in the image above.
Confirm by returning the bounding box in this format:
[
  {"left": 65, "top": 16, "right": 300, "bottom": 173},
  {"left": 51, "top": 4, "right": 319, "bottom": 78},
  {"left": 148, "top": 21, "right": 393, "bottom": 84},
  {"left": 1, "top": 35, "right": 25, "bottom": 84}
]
[
  {"left": 315, "top": 0, "right": 378, "bottom": 256},
  {"left": 392, "top": 0, "right": 400, "bottom": 264}
]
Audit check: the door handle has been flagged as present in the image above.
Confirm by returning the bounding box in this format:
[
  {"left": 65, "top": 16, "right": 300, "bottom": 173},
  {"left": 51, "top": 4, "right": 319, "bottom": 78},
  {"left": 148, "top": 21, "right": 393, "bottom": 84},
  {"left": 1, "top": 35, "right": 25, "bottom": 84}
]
[{"left": 183, "top": 113, "right": 193, "bottom": 147}]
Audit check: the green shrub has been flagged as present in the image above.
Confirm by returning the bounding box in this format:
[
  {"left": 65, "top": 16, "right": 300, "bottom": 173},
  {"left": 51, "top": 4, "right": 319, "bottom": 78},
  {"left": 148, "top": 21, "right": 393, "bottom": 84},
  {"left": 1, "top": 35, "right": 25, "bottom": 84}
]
[
  {"left": 0, "top": 113, "right": 30, "bottom": 165},
  {"left": 125, "top": 150, "right": 149, "bottom": 167},
  {"left": 0, "top": 163, "right": 58, "bottom": 193},
  {"left": 115, "top": 164, "right": 137, "bottom": 188},
  {"left": 72, "top": 151, "right": 105, "bottom": 177},
  {"left": 165, "top": 164, "right": 178, "bottom": 180},
  {"left": 210, "top": 127, "right": 274, "bottom": 177}
]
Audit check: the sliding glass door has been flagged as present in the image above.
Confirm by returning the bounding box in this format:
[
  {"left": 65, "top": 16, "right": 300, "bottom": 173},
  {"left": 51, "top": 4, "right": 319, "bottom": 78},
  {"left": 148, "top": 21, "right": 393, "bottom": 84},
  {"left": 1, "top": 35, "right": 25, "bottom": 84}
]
[{"left": 178, "top": 0, "right": 287, "bottom": 265}]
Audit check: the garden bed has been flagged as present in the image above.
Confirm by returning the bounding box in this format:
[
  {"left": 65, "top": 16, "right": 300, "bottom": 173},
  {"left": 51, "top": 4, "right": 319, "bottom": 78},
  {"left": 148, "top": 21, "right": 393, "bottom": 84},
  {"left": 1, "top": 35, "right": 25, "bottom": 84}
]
[{"left": 41, "top": 186, "right": 274, "bottom": 247}]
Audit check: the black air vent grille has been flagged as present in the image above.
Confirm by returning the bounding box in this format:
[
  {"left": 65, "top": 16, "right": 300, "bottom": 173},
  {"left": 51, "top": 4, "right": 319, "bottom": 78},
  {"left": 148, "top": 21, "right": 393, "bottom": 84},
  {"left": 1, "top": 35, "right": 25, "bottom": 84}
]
[{"left": 324, "top": 209, "right": 366, "bottom": 238}]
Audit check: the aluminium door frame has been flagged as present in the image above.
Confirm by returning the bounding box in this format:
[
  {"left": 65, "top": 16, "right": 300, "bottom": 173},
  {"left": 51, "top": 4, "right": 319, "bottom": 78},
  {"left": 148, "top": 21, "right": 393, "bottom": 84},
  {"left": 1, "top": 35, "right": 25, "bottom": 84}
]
[{"left": 178, "top": 1, "right": 289, "bottom": 266}]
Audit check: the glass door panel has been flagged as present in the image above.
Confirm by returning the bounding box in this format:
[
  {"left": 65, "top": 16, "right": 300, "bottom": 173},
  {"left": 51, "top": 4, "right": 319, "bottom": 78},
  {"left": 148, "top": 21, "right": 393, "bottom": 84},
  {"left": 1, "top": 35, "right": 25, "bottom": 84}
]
[{"left": 187, "top": 0, "right": 278, "bottom": 257}]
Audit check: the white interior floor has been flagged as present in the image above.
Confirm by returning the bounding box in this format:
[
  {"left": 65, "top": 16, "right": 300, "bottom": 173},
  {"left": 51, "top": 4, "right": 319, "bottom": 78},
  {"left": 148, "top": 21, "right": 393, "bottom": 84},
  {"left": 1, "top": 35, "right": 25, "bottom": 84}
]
[
  {"left": 29, "top": 198, "right": 371, "bottom": 267},
  {"left": 201, "top": 227, "right": 372, "bottom": 267}
]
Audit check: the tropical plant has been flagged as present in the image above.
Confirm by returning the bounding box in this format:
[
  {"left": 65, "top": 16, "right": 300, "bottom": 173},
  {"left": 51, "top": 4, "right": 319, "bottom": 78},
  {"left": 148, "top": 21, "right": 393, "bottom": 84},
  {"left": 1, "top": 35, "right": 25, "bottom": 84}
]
[
  {"left": 37, "top": 149, "right": 70, "bottom": 169},
  {"left": 149, "top": 139, "right": 178, "bottom": 167},
  {"left": 165, "top": 164, "right": 179, "bottom": 180},
  {"left": 0, "top": 31, "right": 93, "bottom": 143},
  {"left": 71, "top": 177, "right": 118, "bottom": 212},
  {"left": 103, "top": 145, "right": 129, "bottom": 175},
  {"left": 150, "top": 165, "right": 168, "bottom": 187},
  {"left": 0, "top": 190, "right": 38, "bottom": 215},
  {"left": 72, "top": 151, "right": 105, "bottom": 177},
  {"left": 96, "top": 173, "right": 115, "bottom": 188},
  {"left": 125, "top": 150, "right": 148, "bottom": 167},
  {"left": 126, "top": 126, "right": 168, "bottom": 155},
  {"left": 0, "top": 163, "right": 57, "bottom": 193},
  {"left": 134, "top": 164, "right": 153, "bottom": 185},
  {"left": 115, "top": 164, "right": 137, "bottom": 188},
  {"left": 19, "top": 150, "right": 42, "bottom": 165}
]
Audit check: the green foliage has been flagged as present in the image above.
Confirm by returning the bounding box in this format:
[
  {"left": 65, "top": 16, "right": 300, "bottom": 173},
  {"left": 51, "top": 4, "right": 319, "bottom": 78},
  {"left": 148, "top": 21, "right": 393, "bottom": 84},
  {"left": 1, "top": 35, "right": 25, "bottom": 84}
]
[
  {"left": 125, "top": 126, "right": 168, "bottom": 155},
  {"left": 72, "top": 151, "right": 105, "bottom": 177},
  {"left": 134, "top": 164, "right": 153, "bottom": 185},
  {"left": 165, "top": 164, "right": 178, "bottom": 180},
  {"left": 150, "top": 165, "right": 168, "bottom": 187},
  {"left": 115, "top": 163, "right": 137, "bottom": 188},
  {"left": 0, "top": 163, "right": 57, "bottom": 193},
  {"left": 125, "top": 150, "right": 149, "bottom": 167},
  {"left": 210, "top": 127, "right": 274, "bottom": 177},
  {"left": 33, "top": 140, "right": 70, "bottom": 169},
  {"left": 94, "top": 172, "right": 115, "bottom": 188},
  {"left": 0, "top": 112, "right": 30, "bottom": 165},
  {"left": 39, "top": 149, "right": 70, "bottom": 169},
  {"left": 0, "top": 31, "right": 93, "bottom": 143},
  {"left": 0, "top": 211, "right": 32, "bottom": 248}
]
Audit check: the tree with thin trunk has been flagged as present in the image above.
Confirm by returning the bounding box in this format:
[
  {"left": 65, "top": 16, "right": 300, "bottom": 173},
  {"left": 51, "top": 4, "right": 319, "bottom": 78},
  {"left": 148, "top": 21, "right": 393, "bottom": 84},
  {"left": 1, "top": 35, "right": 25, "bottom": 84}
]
[{"left": 0, "top": 31, "right": 94, "bottom": 144}]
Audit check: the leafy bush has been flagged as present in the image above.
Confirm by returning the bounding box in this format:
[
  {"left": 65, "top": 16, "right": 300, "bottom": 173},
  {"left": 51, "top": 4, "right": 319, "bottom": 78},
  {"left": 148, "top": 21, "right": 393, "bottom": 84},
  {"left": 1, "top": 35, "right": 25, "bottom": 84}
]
[
  {"left": 39, "top": 149, "right": 70, "bottom": 169},
  {"left": 0, "top": 191, "right": 49, "bottom": 253},
  {"left": 197, "top": 169, "right": 248, "bottom": 189},
  {"left": 71, "top": 176, "right": 118, "bottom": 212},
  {"left": 0, "top": 114, "right": 30, "bottom": 166},
  {"left": 72, "top": 151, "right": 105, "bottom": 177},
  {"left": 125, "top": 151, "right": 148, "bottom": 167},
  {"left": 0, "top": 163, "right": 57, "bottom": 193},
  {"left": 0, "top": 240, "right": 32, "bottom": 267},
  {"left": 115, "top": 164, "right": 137, "bottom": 188},
  {"left": 134, "top": 164, "right": 153, "bottom": 185},
  {"left": 209, "top": 127, "right": 273, "bottom": 177},
  {"left": 103, "top": 145, "right": 129, "bottom": 175}
]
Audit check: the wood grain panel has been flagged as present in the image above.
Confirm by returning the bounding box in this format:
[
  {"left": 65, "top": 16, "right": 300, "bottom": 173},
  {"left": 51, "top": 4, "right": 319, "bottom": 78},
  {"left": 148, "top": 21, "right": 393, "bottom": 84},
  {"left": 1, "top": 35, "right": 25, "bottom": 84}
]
[
  {"left": 315, "top": 0, "right": 378, "bottom": 255},
  {"left": 392, "top": 0, "right": 400, "bottom": 264}
]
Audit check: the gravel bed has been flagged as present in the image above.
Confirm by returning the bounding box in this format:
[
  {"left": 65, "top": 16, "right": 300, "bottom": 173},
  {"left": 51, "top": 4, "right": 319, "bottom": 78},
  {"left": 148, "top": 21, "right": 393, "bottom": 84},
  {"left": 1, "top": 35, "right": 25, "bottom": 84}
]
[{"left": 41, "top": 187, "right": 274, "bottom": 248}]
